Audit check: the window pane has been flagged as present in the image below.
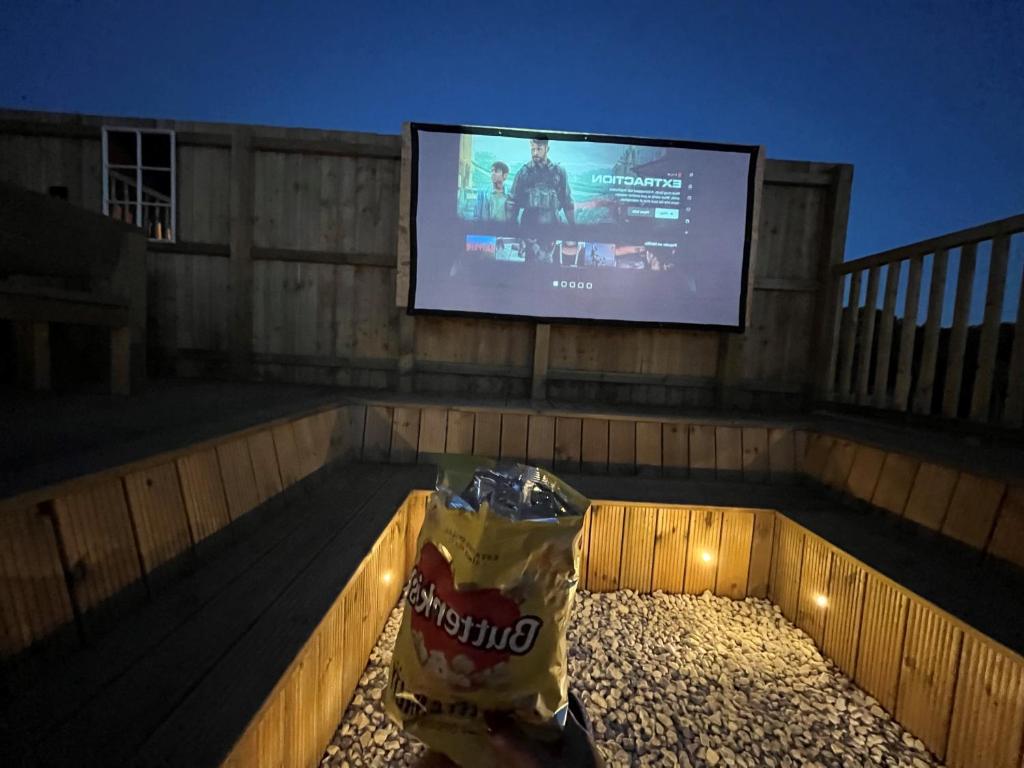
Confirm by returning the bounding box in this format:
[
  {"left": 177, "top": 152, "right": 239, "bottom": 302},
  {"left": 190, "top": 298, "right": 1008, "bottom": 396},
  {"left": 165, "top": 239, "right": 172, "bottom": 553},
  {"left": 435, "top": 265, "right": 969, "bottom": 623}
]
[
  {"left": 107, "top": 170, "right": 137, "bottom": 203},
  {"left": 107, "top": 131, "right": 137, "bottom": 166},
  {"left": 141, "top": 132, "right": 171, "bottom": 167},
  {"left": 141, "top": 169, "right": 171, "bottom": 202}
]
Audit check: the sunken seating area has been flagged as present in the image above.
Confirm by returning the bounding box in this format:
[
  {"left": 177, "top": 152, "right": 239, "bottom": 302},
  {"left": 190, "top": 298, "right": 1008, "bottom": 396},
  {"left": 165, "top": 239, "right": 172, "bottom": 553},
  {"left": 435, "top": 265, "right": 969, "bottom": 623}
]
[{"left": 1, "top": 391, "right": 1022, "bottom": 767}]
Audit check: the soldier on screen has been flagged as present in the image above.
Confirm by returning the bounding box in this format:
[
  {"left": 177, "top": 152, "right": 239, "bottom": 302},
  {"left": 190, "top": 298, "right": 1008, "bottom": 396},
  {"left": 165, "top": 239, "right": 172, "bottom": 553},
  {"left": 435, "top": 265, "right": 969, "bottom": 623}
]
[{"left": 507, "top": 137, "right": 575, "bottom": 227}]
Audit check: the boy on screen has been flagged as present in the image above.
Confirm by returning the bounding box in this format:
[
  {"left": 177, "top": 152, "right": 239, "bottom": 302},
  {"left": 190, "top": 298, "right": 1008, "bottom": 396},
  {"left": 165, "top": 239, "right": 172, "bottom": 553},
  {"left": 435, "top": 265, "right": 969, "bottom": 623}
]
[{"left": 473, "top": 161, "right": 511, "bottom": 221}]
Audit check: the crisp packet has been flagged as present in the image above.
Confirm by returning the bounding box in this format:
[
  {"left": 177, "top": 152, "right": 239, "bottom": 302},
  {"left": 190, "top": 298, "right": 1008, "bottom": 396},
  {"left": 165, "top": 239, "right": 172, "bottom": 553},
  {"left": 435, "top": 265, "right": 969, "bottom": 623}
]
[{"left": 384, "top": 456, "right": 590, "bottom": 766}]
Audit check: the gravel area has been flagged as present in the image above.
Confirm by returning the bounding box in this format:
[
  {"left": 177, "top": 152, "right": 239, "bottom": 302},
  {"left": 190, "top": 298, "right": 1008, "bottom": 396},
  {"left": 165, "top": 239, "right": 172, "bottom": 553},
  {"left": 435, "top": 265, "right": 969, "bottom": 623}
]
[{"left": 322, "top": 590, "right": 942, "bottom": 768}]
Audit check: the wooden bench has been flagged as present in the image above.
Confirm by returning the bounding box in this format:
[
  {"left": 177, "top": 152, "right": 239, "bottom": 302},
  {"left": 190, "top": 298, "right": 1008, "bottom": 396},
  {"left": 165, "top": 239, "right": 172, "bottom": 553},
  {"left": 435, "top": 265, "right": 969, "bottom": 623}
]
[
  {"left": 0, "top": 461, "right": 432, "bottom": 767},
  {"left": 0, "top": 180, "right": 146, "bottom": 394}
]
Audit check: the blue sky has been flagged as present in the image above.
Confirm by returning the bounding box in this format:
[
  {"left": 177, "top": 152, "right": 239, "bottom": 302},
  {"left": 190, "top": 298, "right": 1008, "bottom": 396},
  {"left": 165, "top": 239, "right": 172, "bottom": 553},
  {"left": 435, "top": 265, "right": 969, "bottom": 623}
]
[{"left": 2, "top": 0, "right": 1021, "bottom": 320}]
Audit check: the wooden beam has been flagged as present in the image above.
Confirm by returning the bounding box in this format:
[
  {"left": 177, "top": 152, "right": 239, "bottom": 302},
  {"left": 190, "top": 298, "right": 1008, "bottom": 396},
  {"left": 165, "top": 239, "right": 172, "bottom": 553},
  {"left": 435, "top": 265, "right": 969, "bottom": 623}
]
[
  {"left": 941, "top": 244, "right": 976, "bottom": 418},
  {"left": 250, "top": 246, "right": 393, "bottom": 267},
  {"left": 836, "top": 270, "right": 863, "bottom": 401},
  {"left": 912, "top": 249, "right": 949, "bottom": 414},
  {"left": 531, "top": 324, "right": 551, "bottom": 401},
  {"left": 1002, "top": 267, "right": 1024, "bottom": 427},
  {"left": 835, "top": 213, "right": 1024, "bottom": 276},
  {"left": 970, "top": 236, "right": 1011, "bottom": 421},
  {"left": 855, "top": 266, "right": 881, "bottom": 403},
  {"left": 815, "top": 164, "right": 854, "bottom": 397},
  {"left": 893, "top": 256, "right": 924, "bottom": 411},
  {"left": 148, "top": 241, "right": 231, "bottom": 257},
  {"left": 228, "top": 127, "right": 255, "bottom": 378},
  {"left": 251, "top": 136, "right": 400, "bottom": 160},
  {"left": 871, "top": 262, "right": 900, "bottom": 407}
]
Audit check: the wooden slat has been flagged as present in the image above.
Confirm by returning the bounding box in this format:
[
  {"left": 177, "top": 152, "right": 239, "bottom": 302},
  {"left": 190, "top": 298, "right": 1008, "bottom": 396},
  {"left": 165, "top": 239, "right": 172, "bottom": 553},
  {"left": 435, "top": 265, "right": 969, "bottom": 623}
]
[
  {"left": 123, "top": 463, "right": 193, "bottom": 574},
  {"left": 362, "top": 406, "right": 393, "bottom": 462},
  {"left": 715, "top": 427, "right": 742, "bottom": 479},
  {"left": 801, "top": 433, "right": 834, "bottom": 482},
  {"left": 340, "top": 570, "right": 366, "bottom": 709},
  {"left": 854, "top": 574, "right": 909, "bottom": 711},
  {"left": 769, "top": 517, "right": 804, "bottom": 622},
  {"left": 903, "top": 463, "right": 958, "bottom": 531},
  {"left": 1003, "top": 259, "right": 1024, "bottom": 426},
  {"left": 472, "top": 411, "right": 501, "bottom": 459},
  {"left": 821, "top": 438, "right": 856, "bottom": 491},
  {"left": 176, "top": 448, "right": 231, "bottom": 543},
  {"left": 689, "top": 425, "right": 715, "bottom": 478},
  {"left": 821, "top": 552, "right": 867, "bottom": 677},
  {"left": 553, "top": 417, "right": 583, "bottom": 473},
  {"left": 499, "top": 413, "right": 528, "bottom": 462},
  {"left": 912, "top": 249, "right": 950, "bottom": 414},
  {"left": 871, "top": 452, "right": 920, "bottom": 516},
  {"left": 869, "top": 264, "right": 899, "bottom": 407},
  {"left": 766, "top": 428, "right": 795, "bottom": 481},
  {"left": 417, "top": 407, "right": 448, "bottom": 460},
  {"left": 53, "top": 480, "right": 142, "bottom": 616},
  {"left": 581, "top": 418, "right": 609, "bottom": 474},
  {"left": 247, "top": 430, "right": 284, "bottom": 503},
  {"left": 746, "top": 509, "right": 775, "bottom": 599},
  {"left": 651, "top": 507, "right": 689, "bottom": 593},
  {"left": 795, "top": 536, "right": 832, "bottom": 646},
  {"left": 896, "top": 601, "right": 962, "bottom": 760},
  {"left": 576, "top": 509, "right": 592, "bottom": 590},
  {"left": 845, "top": 445, "right": 886, "bottom": 503},
  {"left": 987, "top": 486, "right": 1024, "bottom": 569},
  {"left": 216, "top": 437, "right": 260, "bottom": 521},
  {"left": 945, "top": 636, "right": 1024, "bottom": 768},
  {"left": 314, "top": 597, "right": 346, "bottom": 755},
  {"left": 290, "top": 416, "right": 321, "bottom": 477},
  {"left": 941, "top": 473, "right": 1006, "bottom": 550},
  {"left": 662, "top": 423, "right": 689, "bottom": 478},
  {"left": 893, "top": 255, "right": 924, "bottom": 411},
  {"left": 336, "top": 405, "right": 367, "bottom": 462},
  {"left": 271, "top": 424, "right": 302, "bottom": 487},
  {"left": 0, "top": 506, "right": 75, "bottom": 656},
  {"left": 282, "top": 641, "right": 320, "bottom": 768},
  {"left": 715, "top": 510, "right": 754, "bottom": 600},
  {"left": 526, "top": 415, "right": 555, "bottom": 468},
  {"left": 608, "top": 421, "right": 636, "bottom": 475},
  {"left": 444, "top": 410, "right": 475, "bottom": 454},
  {"left": 389, "top": 406, "right": 421, "bottom": 464},
  {"left": 856, "top": 266, "right": 881, "bottom": 402},
  {"left": 971, "top": 235, "right": 1011, "bottom": 421},
  {"left": 635, "top": 422, "right": 662, "bottom": 476},
  {"left": 942, "top": 243, "right": 978, "bottom": 418},
  {"left": 836, "top": 269, "right": 863, "bottom": 400},
  {"left": 739, "top": 428, "right": 768, "bottom": 482},
  {"left": 586, "top": 504, "right": 625, "bottom": 592},
  {"left": 619, "top": 506, "right": 657, "bottom": 593},
  {"left": 684, "top": 508, "right": 722, "bottom": 595},
  {"left": 405, "top": 493, "right": 427, "bottom": 576}
]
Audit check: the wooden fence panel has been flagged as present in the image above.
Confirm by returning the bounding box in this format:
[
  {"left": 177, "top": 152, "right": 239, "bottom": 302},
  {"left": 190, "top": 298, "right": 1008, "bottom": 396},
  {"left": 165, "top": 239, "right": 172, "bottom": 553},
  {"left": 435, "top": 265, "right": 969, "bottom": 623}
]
[
  {"left": 248, "top": 430, "right": 284, "bottom": 502},
  {"left": 526, "top": 415, "right": 555, "bottom": 468},
  {"left": 389, "top": 407, "right": 421, "bottom": 464},
  {"left": 855, "top": 574, "right": 909, "bottom": 711},
  {"left": 499, "top": 414, "right": 528, "bottom": 463},
  {"left": 417, "top": 408, "right": 448, "bottom": 459},
  {"left": 216, "top": 437, "right": 260, "bottom": 521},
  {"left": 715, "top": 510, "right": 754, "bottom": 600},
  {"left": 872, "top": 263, "right": 900, "bottom": 406},
  {"left": 821, "top": 552, "right": 867, "bottom": 678},
  {"left": 795, "top": 536, "right": 832, "bottom": 646},
  {"left": 651, "top": 508, "right": 689, "bottom": 593},
  {"left": 769, "top": 517, "right": 804, "bottom": 622},
  {"left": 941, "top": 474, "right": 1006, "bottom": 550},
  {"left": 176, "top": 448, "right": 232, "bottom": 543},
  {"left": 912, "top": 249, "right": 949, "bottom": 414},
  {"left": 904, "top": 463, "right": 958, "bottom": 531},
  {"left": 619, "top": 506, "right": 657, "bottom": 593},
  {"left": 123, "top": 464, "right": 193, "bottom": 573},
  {"left": 554, "top": 417, "right": 583, "bottom": 474},
  {"left": 970, "top": 235, "right": 1011, "bottom": 421},
  {"left": 684, "top": 508, "right": 722, "bottom": 595},
  {"left": 746, "top": 509, "right": 775, "bottom": 599},
  {"left": 662, "top": 423, "right": 689, "bottom": 478},
  {"left": 943, "top": 243, "right": 977, "bottom": 418},
  {"left": 893, "top": 256, "right": 924, "bottom": 411},
  {"left": 444, "top": 411, "right": 475, "bottom": 454},
  {"left": 895, "top": 601, "right": 962, "bottom": 760},
  {"left": 472, "top": 412, "right": 501, "bottom": 459},
  {"left": 586, "top": 505, "right": 625, "bottom": 592}
]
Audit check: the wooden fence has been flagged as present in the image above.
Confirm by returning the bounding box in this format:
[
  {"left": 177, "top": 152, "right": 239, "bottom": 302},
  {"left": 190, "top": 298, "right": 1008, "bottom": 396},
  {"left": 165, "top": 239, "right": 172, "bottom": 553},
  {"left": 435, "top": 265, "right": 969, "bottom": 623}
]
[
  {"left": 0, "top": 109, "right": 853, "bottom": 410},
  {"left": 823, "top": 214, "right": 1024, "bottom": 427}
]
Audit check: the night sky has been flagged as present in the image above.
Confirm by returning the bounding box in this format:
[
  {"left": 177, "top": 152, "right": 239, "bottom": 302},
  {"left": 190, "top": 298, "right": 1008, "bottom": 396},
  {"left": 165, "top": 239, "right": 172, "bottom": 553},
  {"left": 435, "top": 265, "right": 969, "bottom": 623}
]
[{"left": 2, "top": 0, "right": 1021, "bottom": 316}]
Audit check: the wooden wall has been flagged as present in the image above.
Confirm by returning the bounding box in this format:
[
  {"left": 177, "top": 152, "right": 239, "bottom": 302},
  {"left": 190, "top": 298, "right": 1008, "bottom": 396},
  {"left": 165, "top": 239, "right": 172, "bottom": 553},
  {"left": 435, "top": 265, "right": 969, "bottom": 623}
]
[{"left": 0, "top": 110, "right": 851, "bottom": 407}]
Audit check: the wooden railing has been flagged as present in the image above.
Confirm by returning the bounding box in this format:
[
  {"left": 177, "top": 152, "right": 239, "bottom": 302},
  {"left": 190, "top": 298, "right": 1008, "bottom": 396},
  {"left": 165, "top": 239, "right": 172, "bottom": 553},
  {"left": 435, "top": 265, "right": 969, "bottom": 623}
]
[{"left": 822, "top": 214, "right": 1024, "bottom": 427}]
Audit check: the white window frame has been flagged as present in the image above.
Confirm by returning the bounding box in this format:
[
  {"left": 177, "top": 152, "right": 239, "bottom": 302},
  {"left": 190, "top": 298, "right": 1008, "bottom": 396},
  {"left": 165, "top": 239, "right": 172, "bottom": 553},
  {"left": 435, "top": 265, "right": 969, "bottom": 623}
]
[{"left": 101, "top": 126, "right": 176, "bottom": 242}]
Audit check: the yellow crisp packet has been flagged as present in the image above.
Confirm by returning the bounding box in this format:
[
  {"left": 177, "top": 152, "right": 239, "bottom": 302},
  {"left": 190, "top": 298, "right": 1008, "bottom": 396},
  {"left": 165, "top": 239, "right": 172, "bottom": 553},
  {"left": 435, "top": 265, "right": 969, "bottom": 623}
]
[{"left": 384, "top": 456, "right": 590, "bottom": 766}]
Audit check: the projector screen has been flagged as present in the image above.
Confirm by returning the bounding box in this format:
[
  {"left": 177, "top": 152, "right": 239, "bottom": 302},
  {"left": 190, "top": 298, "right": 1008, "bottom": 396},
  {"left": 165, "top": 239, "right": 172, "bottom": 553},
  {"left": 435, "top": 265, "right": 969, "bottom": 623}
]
[{"left": 406, "top": 123, "right": 760, "bottom": 330}]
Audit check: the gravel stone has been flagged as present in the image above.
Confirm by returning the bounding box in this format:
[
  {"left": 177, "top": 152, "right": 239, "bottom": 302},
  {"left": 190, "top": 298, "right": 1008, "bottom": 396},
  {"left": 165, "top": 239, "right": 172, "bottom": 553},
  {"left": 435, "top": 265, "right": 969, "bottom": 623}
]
[{"left": 324, "top": 590, "right": 944, "bottom": 767}]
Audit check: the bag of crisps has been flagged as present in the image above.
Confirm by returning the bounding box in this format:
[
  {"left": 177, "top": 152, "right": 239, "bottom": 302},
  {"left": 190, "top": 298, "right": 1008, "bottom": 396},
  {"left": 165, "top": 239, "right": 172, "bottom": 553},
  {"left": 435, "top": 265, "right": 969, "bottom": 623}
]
[{"left": 384, "top": 456, "right": 593, "bottom": 766}]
